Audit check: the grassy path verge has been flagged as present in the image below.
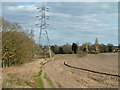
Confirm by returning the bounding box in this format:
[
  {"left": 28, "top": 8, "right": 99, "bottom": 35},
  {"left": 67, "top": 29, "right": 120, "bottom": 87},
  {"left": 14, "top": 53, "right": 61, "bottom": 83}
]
[
  {"left": 32, "top": 58, "right": 56, "bottom": 88},
  {"left": 43, "top": 72, "right": 55, "bottom": 88},
  {"left": 34, "top": 68, "right": 44, "bottom": 88},
  {"left": 32, "top": 62, "right": 45, "bottom": 89},
  {"left": 42, "top": 58, "right": 56, "bottom": 88}
]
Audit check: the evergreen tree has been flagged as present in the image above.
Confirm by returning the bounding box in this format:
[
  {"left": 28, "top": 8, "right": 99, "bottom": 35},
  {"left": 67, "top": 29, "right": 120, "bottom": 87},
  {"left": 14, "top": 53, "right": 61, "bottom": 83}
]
[
  {"left": 72, "top": 43, "right": 78, "bottom": 54},
  {"left": 83, "top": 42, "right": 89, "bottom": 52},
  {"left": 95, "top": 38, "right": 99, "bottom": 53},
  {"left": 107, "top": 44, "right": 113, "bottom": 52},
  {"left": 59, "top": 47, "right": 64, "bottom": 54}
]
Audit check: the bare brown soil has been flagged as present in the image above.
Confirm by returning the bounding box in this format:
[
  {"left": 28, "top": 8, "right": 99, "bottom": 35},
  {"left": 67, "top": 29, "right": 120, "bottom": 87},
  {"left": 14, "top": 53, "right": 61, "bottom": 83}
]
[
  {"left": 44, "top": 53, "right": 118, "bottom": 88},
  {"left": 2, "top": 53, "right": 118, "bottom": 88}
]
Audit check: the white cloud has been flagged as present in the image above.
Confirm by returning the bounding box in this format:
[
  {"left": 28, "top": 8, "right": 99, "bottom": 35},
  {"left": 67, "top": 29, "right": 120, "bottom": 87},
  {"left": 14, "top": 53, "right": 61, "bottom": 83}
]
[
  {"left": 2, "top": 2, "right": 118, "bottom": 45},
  {"left": 2, "top": 0, "right": 119, "bottom": 2},
  {"left": 102, "top": 4, "right": 109, "bottom": 8},
  {"left": 47, "top": 12, "right": 71, "bottom": 18},
  {"left": 8, "top": 5, "right": 37, "bottom": 11}
]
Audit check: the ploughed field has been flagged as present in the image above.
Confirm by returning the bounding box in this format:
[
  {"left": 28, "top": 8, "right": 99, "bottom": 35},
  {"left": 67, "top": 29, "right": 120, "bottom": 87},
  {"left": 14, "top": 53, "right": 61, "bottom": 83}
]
[{"left": 44, "top": 53, "right": 118, "bottom": 88}]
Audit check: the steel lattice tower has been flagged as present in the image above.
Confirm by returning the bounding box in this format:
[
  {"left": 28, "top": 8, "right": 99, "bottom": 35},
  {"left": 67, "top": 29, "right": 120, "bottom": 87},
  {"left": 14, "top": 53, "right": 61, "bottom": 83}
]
[{"left": 36, "top": 3, "right": 52, "bottom": 58}]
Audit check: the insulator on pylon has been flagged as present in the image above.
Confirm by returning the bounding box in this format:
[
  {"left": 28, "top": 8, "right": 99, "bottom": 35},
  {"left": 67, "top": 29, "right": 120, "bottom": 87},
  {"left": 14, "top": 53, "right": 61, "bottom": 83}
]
[
  {"left": 42, "top": 8, "right": 45, "bottom": 11},
  {"left": 46, "top": 16, "right": 49, "bottom": 20},
  {"left": 47, "top": 24, "right": 49, "bottom": 27},
  {"left": 46, "top": 8, "right": 49, "bottom": 12},
  {"left": 36, "top": 15, "right": 40, "bottom": 18},
  {"left": 36, "top": 24, "right": 38, "bottom": 26},
  {"left": 42, "top": 15, "right": 45, "bottom": 18},
  {"left": 39, "top": 18, "right": 41, "bottom": 20},
  {"left": 36, "top": 7, "right": 39, "bottom": 10},
  {"left": 46, "top": 16, "right": 49, "bottom": 18}
]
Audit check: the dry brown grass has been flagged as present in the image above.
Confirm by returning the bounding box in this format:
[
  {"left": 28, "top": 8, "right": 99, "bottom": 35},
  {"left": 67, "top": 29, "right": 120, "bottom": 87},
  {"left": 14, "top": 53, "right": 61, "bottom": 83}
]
[{"left": 2, "top": 59, "right": 44, "bottom": 88}]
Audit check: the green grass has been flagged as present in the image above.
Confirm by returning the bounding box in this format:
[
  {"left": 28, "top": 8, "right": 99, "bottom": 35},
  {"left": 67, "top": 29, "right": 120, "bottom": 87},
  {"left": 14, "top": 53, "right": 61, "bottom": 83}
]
[
  {"left": 35, "top": 77, "right": 45, "bottom": 89},
  {"left": 32, "top": 58, "right": 56, "bottom": 88},
  {"left": 16, "top": 78, "right": 22, "bottom": 86},
  {"left": 24, "top": 81, "right": 33, "bottom": 87},
  {"left": 32, "top": 67, "right": 43, "bottom": 77},
  {"left": 43, "top": 72, "right": 55, "bottom": 88},
  {"left": 43, "top": 60, "right": 51, "bottom": 65},
  {"left": 43, "top": 58, "right": 56, "bottom": 65},
  {"left": 32, "top": 68, "right": 45, "bottom": 89},
  {"left": 38, "top": 68, "right": 43, "bottom": 76},
  {"left": 44, "top": 58, "right": 47, "bottom": 61}
]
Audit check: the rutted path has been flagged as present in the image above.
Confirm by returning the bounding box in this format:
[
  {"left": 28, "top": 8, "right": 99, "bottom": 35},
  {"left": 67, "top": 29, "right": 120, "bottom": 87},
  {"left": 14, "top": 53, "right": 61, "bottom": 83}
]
[
  {"left": 41, "top": 66, "right": 51, "bottom": 88},
  {"left": 40, "top": 58, "right": 55, "bottom": 88}
]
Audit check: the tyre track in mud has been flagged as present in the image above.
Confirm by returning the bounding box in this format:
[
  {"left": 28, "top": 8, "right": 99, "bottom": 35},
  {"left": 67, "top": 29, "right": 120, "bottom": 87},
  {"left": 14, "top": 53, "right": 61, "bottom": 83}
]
[{"left": 64, "top": 62, "right": 120, "bottom": 77}]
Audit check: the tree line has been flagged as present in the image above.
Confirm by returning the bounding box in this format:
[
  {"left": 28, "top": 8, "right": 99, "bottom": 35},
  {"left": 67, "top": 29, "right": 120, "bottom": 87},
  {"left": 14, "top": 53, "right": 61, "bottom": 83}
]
[
  {"left": 51, "top": 38, "right": 118, "bottom": 54},
  {"left": 1, "top": 17, "right": 44, "bottom": 67}
]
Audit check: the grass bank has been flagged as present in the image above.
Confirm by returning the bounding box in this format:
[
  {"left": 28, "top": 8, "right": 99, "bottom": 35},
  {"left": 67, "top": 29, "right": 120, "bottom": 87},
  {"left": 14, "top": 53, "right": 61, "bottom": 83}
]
[{"left": 44, "top": 72, "right": 55, "bottom": 88}]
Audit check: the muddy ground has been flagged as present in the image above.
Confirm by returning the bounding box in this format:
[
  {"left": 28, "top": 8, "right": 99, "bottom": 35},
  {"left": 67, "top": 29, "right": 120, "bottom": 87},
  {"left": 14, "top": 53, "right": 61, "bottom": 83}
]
[{"left": 44, "top": 53, "right": 118, "bottom": 88}]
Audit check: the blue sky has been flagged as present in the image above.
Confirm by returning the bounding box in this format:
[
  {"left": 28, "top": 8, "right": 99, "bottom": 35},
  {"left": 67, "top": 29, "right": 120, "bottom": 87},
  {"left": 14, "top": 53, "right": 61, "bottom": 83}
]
[{"left": 1, "top": 2, "right": 118, "bottom": 46}]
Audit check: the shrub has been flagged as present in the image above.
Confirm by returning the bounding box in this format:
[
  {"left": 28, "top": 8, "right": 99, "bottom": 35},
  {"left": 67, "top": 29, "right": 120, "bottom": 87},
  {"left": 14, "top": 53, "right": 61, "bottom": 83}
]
[
  {"left": 76, "top": 50, "right": 87, "bottom": 57},
  {"left": 89, "top": 50, "right": 99, "bottom": 54},
  {"left": 59, "top": 47, "right": 64, "bottom": 54},
  {"left": 63, "top": 44, "right": 73, "bottom": 54}
]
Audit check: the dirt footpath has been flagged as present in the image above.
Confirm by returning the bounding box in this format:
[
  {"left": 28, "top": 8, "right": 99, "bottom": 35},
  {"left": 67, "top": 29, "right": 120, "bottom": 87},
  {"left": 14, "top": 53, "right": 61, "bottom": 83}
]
[{"left": 43, "top": 53, "right": 118, "bottom": 88}]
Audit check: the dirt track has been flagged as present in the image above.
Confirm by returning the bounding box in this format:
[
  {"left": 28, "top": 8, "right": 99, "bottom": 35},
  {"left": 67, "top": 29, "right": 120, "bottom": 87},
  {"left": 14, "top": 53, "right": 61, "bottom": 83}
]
[
  {"left": 2, "top": 53, "right": 119, "bottom": 88},
  {"left": 43, "top": 53, "right": 118, "bottom": 88}
]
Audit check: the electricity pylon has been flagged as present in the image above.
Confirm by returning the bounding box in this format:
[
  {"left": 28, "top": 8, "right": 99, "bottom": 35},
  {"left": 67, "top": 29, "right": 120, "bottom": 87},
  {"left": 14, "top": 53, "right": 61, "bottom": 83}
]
[
  {"left": 36, "top": 3, "right": 52, "bottom": 58},
  {"left": 30, "top": 27, "right": 34, "bottom": 60}
]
